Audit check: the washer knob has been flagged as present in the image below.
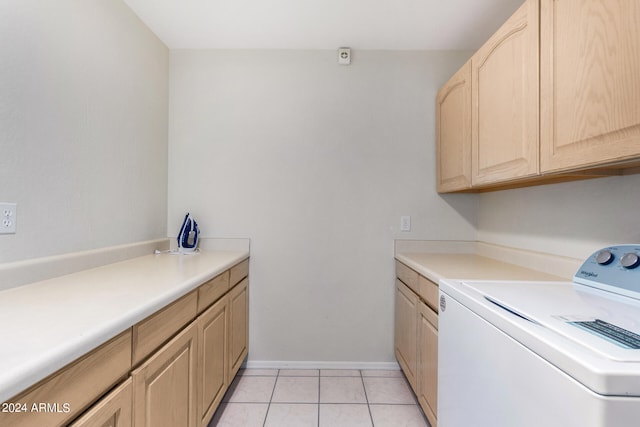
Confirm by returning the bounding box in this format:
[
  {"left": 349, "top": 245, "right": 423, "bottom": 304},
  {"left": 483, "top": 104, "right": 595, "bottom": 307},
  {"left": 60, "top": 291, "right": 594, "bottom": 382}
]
[
  {"left": 620, "top": 253, "right": 640, "bottom": 269},
  {"left": 595, "top": 250, "right": 614, "bottom": 265}
]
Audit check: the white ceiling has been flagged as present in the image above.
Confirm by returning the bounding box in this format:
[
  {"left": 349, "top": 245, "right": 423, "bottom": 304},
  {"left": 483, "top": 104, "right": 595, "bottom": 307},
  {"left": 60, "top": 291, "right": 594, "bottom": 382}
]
[{"left": 122, "top": 0, "right": 525, "bottom": 50}]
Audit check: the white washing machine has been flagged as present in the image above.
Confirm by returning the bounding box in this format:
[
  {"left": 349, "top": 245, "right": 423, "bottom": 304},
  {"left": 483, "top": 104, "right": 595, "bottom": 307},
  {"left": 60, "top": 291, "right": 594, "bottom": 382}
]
[{"left": 438, "top": 245, "right": 640, "bottom": 427}]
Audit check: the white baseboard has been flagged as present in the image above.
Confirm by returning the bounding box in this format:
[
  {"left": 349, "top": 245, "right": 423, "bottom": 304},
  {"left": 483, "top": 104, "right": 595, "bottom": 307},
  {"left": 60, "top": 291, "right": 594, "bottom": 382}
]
[{"left": 244, "top": 360, "right": 400, "bottom": 371}]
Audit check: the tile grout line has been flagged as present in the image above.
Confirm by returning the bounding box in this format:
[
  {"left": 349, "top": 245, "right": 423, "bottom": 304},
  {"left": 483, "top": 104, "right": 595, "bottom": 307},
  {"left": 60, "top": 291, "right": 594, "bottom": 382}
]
[
  {"left": 360, "top": 369, "right": 376, "bottom": 427},
  {"left": 317, "top": 370, "right": 321, "bottom": 427},
  {"left": 261, "top": 369, "right": 280, "bottom": 427},
  {"left": 227, "top": 369, "right": 429, "bottom": 427}
]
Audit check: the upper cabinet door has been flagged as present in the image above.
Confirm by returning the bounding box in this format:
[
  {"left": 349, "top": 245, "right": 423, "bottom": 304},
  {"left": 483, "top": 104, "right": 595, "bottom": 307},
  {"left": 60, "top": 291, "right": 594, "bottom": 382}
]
[
  {"left": 471, "top": 0, "right": 539, "bottom": 186},
  {"left": 437, "top": 60, "right": 472, "bottom": 193},
  {"left": 540, "top": 0, "right": 640, "bottom": 172}
]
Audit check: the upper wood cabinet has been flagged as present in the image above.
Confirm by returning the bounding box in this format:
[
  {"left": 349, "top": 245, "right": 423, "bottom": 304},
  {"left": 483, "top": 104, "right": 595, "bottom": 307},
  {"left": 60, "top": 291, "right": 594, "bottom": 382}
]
[
  {"left": 471, "top": 0, "right": 539, "bottom": 186},
  {"left": 436, "top": 60, "right": 472, "bottom": 192},
  {"left": 540, "top": 0, "right": 640, "bottom": 172},
  {"left": 437, "top": 0, "right": 640, "bottom": 192}
]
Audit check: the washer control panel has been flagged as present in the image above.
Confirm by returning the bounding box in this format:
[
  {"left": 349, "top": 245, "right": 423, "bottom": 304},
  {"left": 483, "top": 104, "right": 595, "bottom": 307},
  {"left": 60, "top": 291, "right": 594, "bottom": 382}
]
[{"left": 574, "top": 245, "right": 640, "bottom": 300}]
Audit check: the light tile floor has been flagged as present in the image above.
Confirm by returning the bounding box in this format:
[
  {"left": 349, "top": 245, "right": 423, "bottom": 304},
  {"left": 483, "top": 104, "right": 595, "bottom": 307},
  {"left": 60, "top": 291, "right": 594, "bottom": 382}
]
[{"left": 208, "top": 369, "right": 430, "bottom": 427}]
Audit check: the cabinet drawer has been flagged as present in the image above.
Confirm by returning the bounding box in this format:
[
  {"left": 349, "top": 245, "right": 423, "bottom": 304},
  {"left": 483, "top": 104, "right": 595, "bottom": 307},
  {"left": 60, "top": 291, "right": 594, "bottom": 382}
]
[
  {"left": 419, "top": 275, "right": 439, "bottom": 314},
  {"left": 132, "top": 291, "right": 197, "bottom": 366},
  {"left": 197, "top": 271, "right": 229, "bottom": 314},
  {"left": 230, "top": 259, "right": 249, "bottom": 287},
  {"left": 396, "top": 261, "right": 419, "bottom": 294},
  {"left": 420, "top": 299, "right": 438, "bottom": 330},
  {"left": 68, "top": 377, "right": 132, "bottom": 427},
  {"left": 0, "top": 330, "right": 131, "bottom": 427}
]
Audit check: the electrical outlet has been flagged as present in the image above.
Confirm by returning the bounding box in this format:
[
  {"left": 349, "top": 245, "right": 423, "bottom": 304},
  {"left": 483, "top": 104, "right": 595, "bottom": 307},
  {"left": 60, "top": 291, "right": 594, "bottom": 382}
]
[
  {"left": 400, "top": 215, "right": 411, "bottom": 232},
  {"left": 1, "top": 202, "right": 17, "bottom": 234}
]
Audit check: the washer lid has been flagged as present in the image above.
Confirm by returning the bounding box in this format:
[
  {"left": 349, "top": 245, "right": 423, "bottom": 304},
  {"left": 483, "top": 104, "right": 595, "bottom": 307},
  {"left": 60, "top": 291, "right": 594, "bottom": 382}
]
[
  {"left": 473, "top": 281, "right": 640, "bottom": 362},
  {"left": 443, "top": 279, "right": 640, "bottom": 396}
]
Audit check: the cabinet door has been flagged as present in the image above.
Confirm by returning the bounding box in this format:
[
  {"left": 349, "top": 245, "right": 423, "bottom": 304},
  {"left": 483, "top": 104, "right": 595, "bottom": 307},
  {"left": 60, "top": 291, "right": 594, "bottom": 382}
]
[
  {"left": 417, "top": 302, "right": 438, "bottom": 427},
  {"left": 197, "top": 296, "right": 228, "bottom": 427},
  {"left": 540, "top": 0, "right": 640, "bottom": 172},
  {"left": 437, "top": 60, "right": 472, "bottom": 192},
  {"left": 394, "top": 279, "right": 418, "bottom": 392},
  {"left": 132, "top": 323, "right": 197, "bottom": 427},
  {"left": 69, "top": 378, "right": 132, "bottom": 427},
  {"left": 228, "top": 278, "right": 249, "bottom": 381},
  {"left": 472, "top": 0, "right": 539, "bottom": 185}
]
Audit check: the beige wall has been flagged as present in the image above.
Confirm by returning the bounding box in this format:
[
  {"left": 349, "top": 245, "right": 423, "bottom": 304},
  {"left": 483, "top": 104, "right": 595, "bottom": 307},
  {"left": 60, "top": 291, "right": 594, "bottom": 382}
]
[
  {"left": 168, "top": 49, "right": 477, "bottom": 365},
  {"left": 0, "top": 0, "right": 169, "bottom": 263},
  {"left": 5, "top": 0, "right": 637, "bottom": 370},
  {"left": 477, "top": 174, "right": 640, "bottom": 260}
]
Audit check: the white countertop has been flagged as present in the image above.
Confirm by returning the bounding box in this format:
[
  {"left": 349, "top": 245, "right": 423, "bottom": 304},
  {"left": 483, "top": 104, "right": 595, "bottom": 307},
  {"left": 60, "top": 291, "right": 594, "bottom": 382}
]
[
  {"left": 396, "top": 252, "right": 564, "bottom": 284},
  {"left": 0, "top": 250, "right": 249, "bottom": 403}
]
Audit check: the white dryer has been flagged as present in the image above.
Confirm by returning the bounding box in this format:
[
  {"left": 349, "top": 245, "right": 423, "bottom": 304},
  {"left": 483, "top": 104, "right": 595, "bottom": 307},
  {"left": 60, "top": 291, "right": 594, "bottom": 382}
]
[{"left": 438, "top": 245, "right": 640, "bottom": 427}]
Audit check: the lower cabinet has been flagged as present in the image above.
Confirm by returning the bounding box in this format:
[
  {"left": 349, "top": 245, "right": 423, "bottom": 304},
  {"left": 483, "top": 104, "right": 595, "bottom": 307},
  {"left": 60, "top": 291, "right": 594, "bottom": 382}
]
[
  {"left": 130, "top": 266, "right": 249, "bottom": 427},
  {"left": 0, "top": 331, "right": 132, "bottom": 427},
  {"left": 0, "top": 258, "right": 249, "bottom": 427},
  {"left": 228, "top": 278, "right": 249, "bottom": 382},
  {"left": 130, "top": 272, "right": 249, "bottom": 427},
  {"left": 132, "top": 323, "right": 198, "bottom": 427},
  {"left": 417, "top": 301, "right": 438, "bottom": 427},
  {"left": 394, "top": 279, "right": 418, "bottom": 391},
  {"left": 395, "top": 262, "right": 439, "bottom": 427},
  {"left": 197, "top": 296, "right": 228, "bottom": 427},
  {"left": 69, "top": 378, "right": 133, "bottom": 427}
]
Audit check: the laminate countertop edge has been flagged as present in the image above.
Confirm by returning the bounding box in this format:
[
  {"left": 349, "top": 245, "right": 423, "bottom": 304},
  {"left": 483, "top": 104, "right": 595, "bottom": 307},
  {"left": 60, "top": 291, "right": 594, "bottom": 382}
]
[{"left": 0, "top": 250, "right": 249, "bottom": 403}]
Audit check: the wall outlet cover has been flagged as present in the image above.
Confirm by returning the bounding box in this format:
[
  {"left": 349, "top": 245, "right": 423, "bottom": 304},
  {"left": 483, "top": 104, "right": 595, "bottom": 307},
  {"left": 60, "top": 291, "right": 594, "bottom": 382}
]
[
  {"left": 400, "top": 215, "right": 411, "bottom": 232},
  {"left": 1, "top": 202, "right": 17, "bottom": 234}
]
